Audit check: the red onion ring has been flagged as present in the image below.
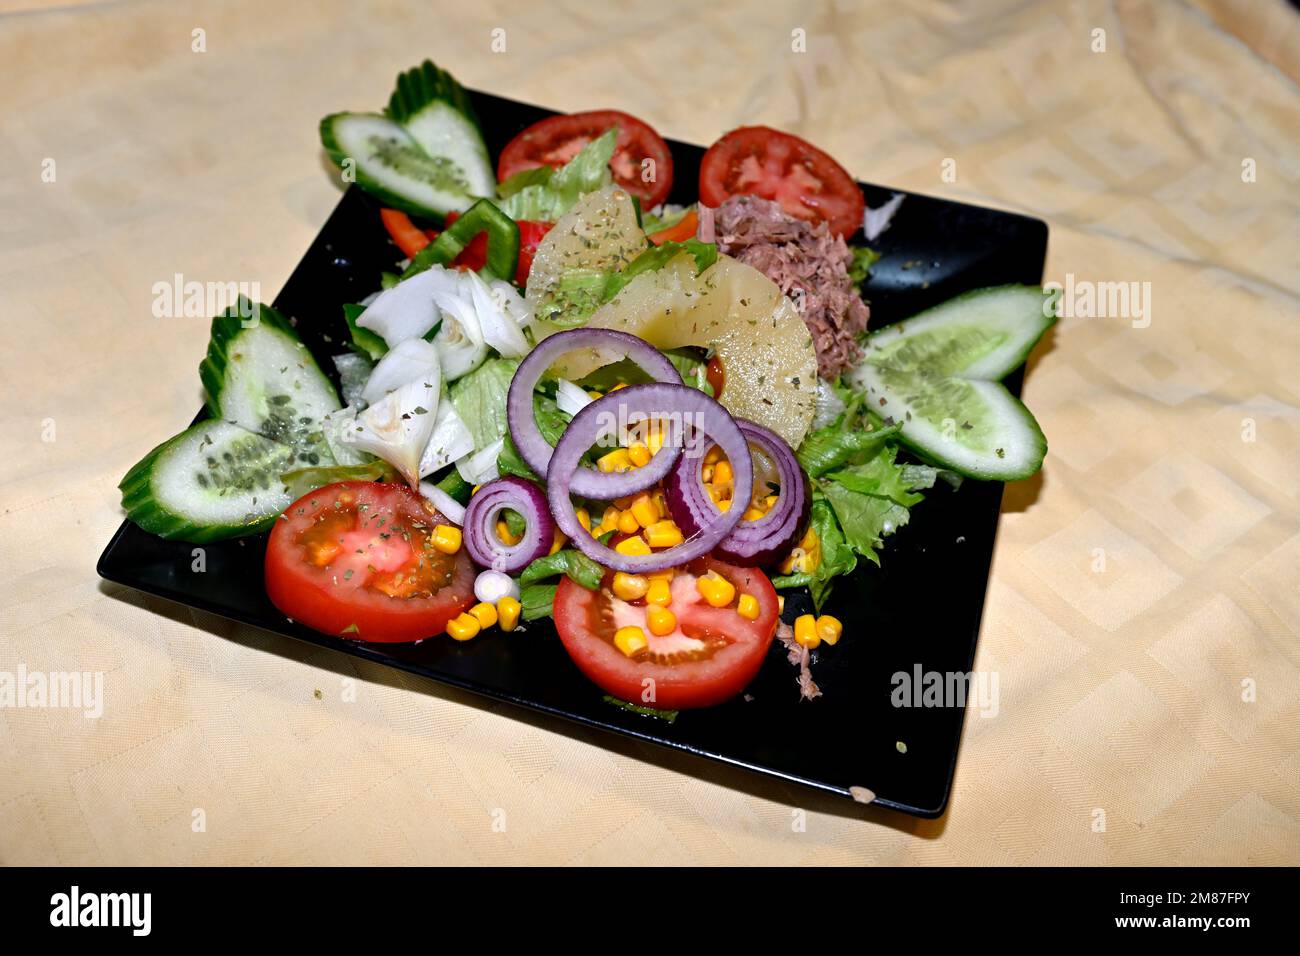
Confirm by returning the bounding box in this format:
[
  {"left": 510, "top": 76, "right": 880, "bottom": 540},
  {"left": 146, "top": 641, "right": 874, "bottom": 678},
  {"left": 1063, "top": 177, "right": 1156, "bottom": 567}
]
[
  {"left": 546, "top": 384, "right": 753, "bottom": 574},
  {"left": 462, "top": 476, "right": 556, "bottom": 573},
  {"left": 665, "top": 419, "right": 810, "bottom": 567},
  {"left": 507, "top": 328, "right": 684, "bottom": 499}
]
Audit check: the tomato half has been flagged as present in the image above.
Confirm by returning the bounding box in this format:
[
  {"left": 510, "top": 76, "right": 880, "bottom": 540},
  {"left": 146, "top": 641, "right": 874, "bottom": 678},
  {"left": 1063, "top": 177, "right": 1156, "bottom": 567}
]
[
  {"left": 699, "top": 126, "right": 865, "bottom": 238},
  {"left": 498, "top": 110, "right": 674, "bottom": 209},
  {"left": 265, "top": 481, "right": 475, "bottom": 643},
  {"left": 553, "top": 558, "right": 780, "bottom": 709}
]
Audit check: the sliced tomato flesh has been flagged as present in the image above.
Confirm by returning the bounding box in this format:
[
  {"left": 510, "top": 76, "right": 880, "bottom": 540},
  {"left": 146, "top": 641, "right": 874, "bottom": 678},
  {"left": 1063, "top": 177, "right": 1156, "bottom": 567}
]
[
  {"left": 699, "top": 126, "right": 864, "bottom": 238},
  {"left": 553, "top": 557, "right": 780, "bottom": 709},
  {"left": 265, "top": 481, "right": 475, "bottom": 643}
]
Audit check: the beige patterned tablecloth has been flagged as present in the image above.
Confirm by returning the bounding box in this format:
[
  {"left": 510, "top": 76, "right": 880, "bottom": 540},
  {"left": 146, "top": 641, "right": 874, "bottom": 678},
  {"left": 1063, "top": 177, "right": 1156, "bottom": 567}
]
[{"left": 1, "top": 0, "right": 1297, "bottom": 865}]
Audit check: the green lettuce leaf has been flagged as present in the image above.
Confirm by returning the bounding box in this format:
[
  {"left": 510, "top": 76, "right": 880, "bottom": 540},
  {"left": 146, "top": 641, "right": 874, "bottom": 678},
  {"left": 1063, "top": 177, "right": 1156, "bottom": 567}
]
[
  {"left": 519, "top": 548, "right": 604, "bottom": 590},
  {"left": 449, "top": 357, "right": 520, "bottom": 450},
  {"left": 847, "top": 245, "right": 881, "bottom": 286},
  {"left": 497, "top": 128, "right": 617, "bottom": 221},
  {"left": 796, "top": 423, "right": 899, "bottom": 477},
  {"left": 771, "top": 496, "right": 856, "bottom": 611},
  {"left": 519, "top": 583, "right": 558, "bottom": 621}
]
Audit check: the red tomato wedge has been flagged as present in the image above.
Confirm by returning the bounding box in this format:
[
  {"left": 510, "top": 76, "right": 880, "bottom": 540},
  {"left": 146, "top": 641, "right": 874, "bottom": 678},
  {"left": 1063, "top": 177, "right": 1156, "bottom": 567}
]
[
  {"left": 553, "top": 558, "right": 780, "bottom": 710},
  {"left": 380, "top": 209, "right": 551, "bottom": 286},
  {"left": 265, "top": 481, "right": 475, "bottom": 643},
  {"left": 699, "top": 126, "right": 864, "bottom": 238},
  {"left": 498, "top": 110, "right": 674, "bottom": 209}
]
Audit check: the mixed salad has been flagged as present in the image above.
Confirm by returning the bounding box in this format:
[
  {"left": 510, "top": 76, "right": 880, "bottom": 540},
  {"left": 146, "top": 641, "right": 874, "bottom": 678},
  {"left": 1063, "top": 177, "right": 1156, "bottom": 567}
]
[{"left": 119, "top": 61, "right": 1057, "bottom": 711}]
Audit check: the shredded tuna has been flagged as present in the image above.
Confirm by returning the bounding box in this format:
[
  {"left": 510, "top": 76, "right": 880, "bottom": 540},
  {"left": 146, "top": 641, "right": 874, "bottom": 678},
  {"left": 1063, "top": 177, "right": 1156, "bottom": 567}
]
[
  {"left": 711, "top": 195, "right": 870, "bottom": 377},
  {"left": 776, "top": 621, "right": 822, "bottom": 700}
]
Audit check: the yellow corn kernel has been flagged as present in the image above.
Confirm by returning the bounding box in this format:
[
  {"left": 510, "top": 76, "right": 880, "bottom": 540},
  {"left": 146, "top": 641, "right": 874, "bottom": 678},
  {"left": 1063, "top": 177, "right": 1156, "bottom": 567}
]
[
  {"left": 611, "top": 572, "right": 649, "bottom": 601},
  {"left": 598, "top": 448, "right": 632, "bottom": 473},
  {"left": 471, "top": 484, "right": 481, "bottom": 496},
  {"left": 646, "top": 606, "right": 676, "bottom": 636},
  {"left": 713, "top": 460, "right": 733, "bottom": 485},
  {"left": 793, "top": 614, "right": 820, "bottom": 649},
  {"left": 599, "top": 506, "right": 621, "bottom": 534},
  {"left": 647, "top": 424, "right": 665, "bottom": 456},
  {"left": 614, "top": 625, "right": 647, "bottom": 657},
  {"left": 628, "top": 442, "right": 651, "bottom": 468},
  {"left": 653, "top": 491, "right": 668, "bottom": 518},
  {"left": 447, "top": 612, "right": 481, "bottom": 641},
  {"left": 701, "top": 464, "right": 714, "bottom": 483},
  {"left": 497, "top": 596, "right": 521, "bottom": 632},
  {"left": 816, "top": 615, "right": 843, "bottom": 646},
  {"left": 764, "top": 494, "right": 778, "bottom": 509},
  {"left": 496, "top": 519, "right": 521, "bottom": 547},
  {"left": 609, "top": 383, "right": 628, "bottom": 392},
  {"left": 647, "top": 568, "right": 675, "bottom": 582},
  {"left": 550, "top": 527, "right": 567, "bottom": 555},
  {"left": 646, "top": 579, "right": 672, "bottom": 606},
  {"left": 617, "top": 509, "right": 640, "bottom": 535},
  {"left": 697, "top": 572, "right": 736, "bottom": 608},
  {"left": 704, "top": 444, "right": 723, "bottom": 464},
  {"left": 576, "top": 507, "right": 591, "bottom": 533},
  {"left": 615, "top": 535, "right": 651, "bottom": 557},
  {"left": 586, "top": 390, "right": 604, "bottom": 400},
  {"left": 644, "top": 519, "right": 684, "bottom": 549},
  {"left": 797, "top": 526, "right": 820, "bottom": 551},
  {"left": 716, "top": 496, "right": 732, "bottom": 512},
  {"left": 737, "top": 594, "right": 760, "bottom": 620},
  {"left": 778, "top": 595, "right": 785, "bottom": 614},
  {"left": 630, "top": 494, "right": 658, "bottom": 529},
  {"left": 432, "top": 524, "right": 463, "bottom": 554},
  {"left": 469, "top": 602, "right": 498, "bottom": 629},
  {"left": 742, "top": 507, "right": 765, "bottom": 522}
]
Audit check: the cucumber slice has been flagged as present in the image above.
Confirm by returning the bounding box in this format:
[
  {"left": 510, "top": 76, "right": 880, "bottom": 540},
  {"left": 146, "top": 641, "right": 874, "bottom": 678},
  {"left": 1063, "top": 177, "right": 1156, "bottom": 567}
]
[
  {"left": 861, "top": 285, "right": 1059, "bottom": 379},
  {"left": 845, "top": 285, "right": 1058, "bottom": 480},
  {"left": 386, "top": 60, "right": 495, "bottom": 202},
  {"left": 119, "top": 420, "right": 297, "bottom": 542},
  {"left": 851, "top": 363, "right": 1046, "bottom": 480},
  {"left": 199, "top": 300, "right": 341, "bottom": 466},
  {"left": 320, "top": 112, "right": 479, "bottom": 219}
]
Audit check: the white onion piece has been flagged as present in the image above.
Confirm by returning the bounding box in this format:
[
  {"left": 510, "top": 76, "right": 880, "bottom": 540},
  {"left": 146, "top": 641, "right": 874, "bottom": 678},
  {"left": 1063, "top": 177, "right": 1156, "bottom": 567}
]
[
  {"left": 360, "top": 338, "right": 441, "bottom": 406},
  {"left": 455, "top": 437, "right": 504, "bottom": 485},
  {"left": 863, "top": 193, "right": 905, "bottom": 242},
  {"left": 468, "top": 273, "right": 531, "bottom": 358},
  {"left": 332, "top": 353, "right": 374, "bottom": 408},
  {"left": 811, "top": 377, "right": 846, "bottom": 430},
  {"left": 418, "top": 399, "right": 476, "bottom": 478},
  {"left": 418, "top": 480, "right": 467, "bottom": 526},
  {"left": 357, "top": 267, "right": 461, "bottom": 345},
  {"left": 474, "top": 569, "right": 520, "bottom": 604},
  {"left": 350, "top": 377, "right": 441, "bottom": 486},
  {"left": 554, "top": 378, "right": 593, "bottom": 417}
]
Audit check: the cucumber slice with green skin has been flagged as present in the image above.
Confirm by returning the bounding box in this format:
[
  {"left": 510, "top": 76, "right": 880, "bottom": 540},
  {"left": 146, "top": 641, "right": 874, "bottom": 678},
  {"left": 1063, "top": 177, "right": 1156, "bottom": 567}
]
[
  {"left": 846, "top": 284, "right": 1058, "bottom": 480},
  {"left": 861, "top": 285, "right": 1059, "bottom": 379},
  {"left": 320, "top": 112, "right": 480, "bottom": 220},
  {"left": 199, "top": 300, "right": 341, "bottom": 466},
  {"left": 386, "top": 63, "right": 495, "bottom": 200},
  {"left": 119, "top": 420, "right": 297, "bottom": 542},
  {"left": 851, "top": 363, "right": 1047, "bottom": 480}
]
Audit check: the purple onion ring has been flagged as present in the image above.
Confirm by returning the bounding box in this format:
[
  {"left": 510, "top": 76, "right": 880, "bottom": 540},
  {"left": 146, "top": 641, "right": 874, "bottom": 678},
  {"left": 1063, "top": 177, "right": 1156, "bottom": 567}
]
[
  {"left": 665, "top": 419, "right": 810, "bottom": 567},
  {"left": 462, "top": 476, "right": 556, "bottom": 573},
  {"left": 546, "top": 384, "right": 753, "bottom": 574},
  {"left": 507, "top": 328, "right": 683, "bottom": 500}
]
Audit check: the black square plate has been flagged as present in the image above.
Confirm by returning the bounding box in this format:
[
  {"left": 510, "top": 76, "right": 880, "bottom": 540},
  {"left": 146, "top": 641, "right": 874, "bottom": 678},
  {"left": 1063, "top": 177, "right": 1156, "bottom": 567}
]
[{"left": 98, "top": 89, "right": 1047, "bottom": 818}]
